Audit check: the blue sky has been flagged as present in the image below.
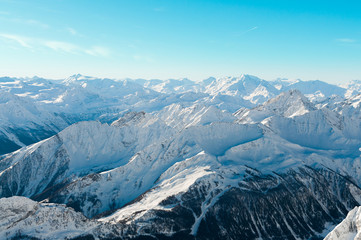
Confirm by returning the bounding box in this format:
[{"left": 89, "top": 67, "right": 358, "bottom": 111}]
[{"left": 0, "top": 0, "right": 360, "bottom": 83}]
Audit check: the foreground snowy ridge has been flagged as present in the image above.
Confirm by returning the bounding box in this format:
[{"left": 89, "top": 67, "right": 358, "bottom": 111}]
[
  {"left": 325, "top": 207, "right": 361, "bottom": 240},
  {"left": 0, "top": 74, "right": 361, "bottom": 239},
  {"left": 0, "top": 196, "right": 99, "bottom": 239}
]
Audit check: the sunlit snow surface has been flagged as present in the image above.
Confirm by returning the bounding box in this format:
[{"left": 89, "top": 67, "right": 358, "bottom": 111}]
[
  {"left": 325, "top": 207, "right": 361, "bottom": 240},
  {"left": 1, "top": 74, "right": 361, "bottom": 239}
]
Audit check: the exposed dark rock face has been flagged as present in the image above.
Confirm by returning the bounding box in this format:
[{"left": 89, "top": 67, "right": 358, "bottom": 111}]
[
  {"left": 1, "top": 153, "right": 359, "bottom": 240},
  {"left": 115, "top": 166, "right": 357, "bottom": 240},
  {"left": 1, "top": 164, "right": 360, "bottom": 240}
]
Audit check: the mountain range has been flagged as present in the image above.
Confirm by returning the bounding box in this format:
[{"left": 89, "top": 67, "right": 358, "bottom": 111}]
[{"left": 1, "top": 74, "right": 361, "bottom": 239}]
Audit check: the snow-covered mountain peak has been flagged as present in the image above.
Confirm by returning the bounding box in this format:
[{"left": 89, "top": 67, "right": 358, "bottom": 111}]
[
  {"left": 243, "top": 84, "right": 275, "bottom": 104},
  {"left": 201, "top": 76, "right": 216, "bottom": 85},
  {"left": 261, "top": 89, "right": 315, "bottom": 117},
  {"left": 63, "top": 73, "right": 93, "bottom": 83},
  {"left": 285, "top": 79, "right": 346, "bottom": 98},
  {"left": 201, "top": 74, "right": 280, "bottom": 105},
  {"left": 203, "top": 74, "right": 263, "bottom": 95},
  {"left": 139, "top": 77, "right": 199, "bottom": 94},
  {"left": 157, "top": 103, "right": 236, "bottom": 131},
  {"left": 271, "top": 78, "right": 301, "bottom": 90},
  {"left": 236, "top": 90, "right": 316, "bottom": 124}
]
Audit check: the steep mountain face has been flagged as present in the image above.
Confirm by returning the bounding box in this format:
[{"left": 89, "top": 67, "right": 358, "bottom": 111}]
[
  {"left": 0, "top": 91, "right": 68, "bottom": 155},
  {"left": 1, "top": 75, "right": 361, "bottom": 239},
  {"left": 235, "top": 90, "right": 359, "bottom": 151},
  {"left": 156, "top": 103, "right": 237, "bottom": 131},
  {"left": 0, "top": 112, "right": 173, "bottom": 201},
  {"left": 112, "top": 166, "right": 361, "bottom": 240},
  {"left": 235, "top": 89, "right": 315, "bottom": 121},
  {"left": 314, "top": 94, "right": 361, "bottom": 141}
]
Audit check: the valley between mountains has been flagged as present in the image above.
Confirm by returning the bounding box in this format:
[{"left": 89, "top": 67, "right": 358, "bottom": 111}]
[{"left": 1, "top": 74, "right": 361, "bottom": 239}]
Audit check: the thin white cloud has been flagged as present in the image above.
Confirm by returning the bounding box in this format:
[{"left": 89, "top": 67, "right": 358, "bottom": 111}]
[
  {"left": 235, "top": 26, "right": 259, "bottom": 36},
  {"left": 0, "top": 15, "right": 49, "bottom": 29},
  {"left": 85, "top": 46, "right": 110, "bottom": 57},
  {"left": 0, "top": 33, "right": 110, "bottom": 57},
  {"left": 66, "top": 27, "right": 85, "bottom": 37},
  {"left": 243, "top": 26, "right": 258, "bottom": 34},
  {"left": 336, "top": 38, "right": 357, "bottom": 43},
  {"left": 65, "top": 27, "right": 85, "bottom": 38},
  {"left": 24, "top": 19, "right": 49, "bottom": 29},
  {"left": 244, "top": 26, "right": 258, "bottom": 33},
  {"left": 67, "top": 27, "right": 78, "bottom": 35},
  {"left": 44, "top": 41, "right": 79, "bottom": 53},
  {"left": 0, "top": 33, "right": 32, "bottom": 48}
]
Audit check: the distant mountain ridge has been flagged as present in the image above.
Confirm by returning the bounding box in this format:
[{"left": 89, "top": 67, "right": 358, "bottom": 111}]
[{"left": 1, "top": 74, "right": 360, "bottom": 155}]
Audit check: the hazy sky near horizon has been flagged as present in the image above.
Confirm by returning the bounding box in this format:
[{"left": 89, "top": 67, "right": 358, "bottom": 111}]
[{"left": 0, "top": 0, "right": 360, "bottom": 84}]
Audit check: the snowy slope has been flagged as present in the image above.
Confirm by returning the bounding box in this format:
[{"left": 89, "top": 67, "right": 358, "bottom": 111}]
[
  {"left": 30, "top": 120, "right": 261, "bottom": 217},
  {"left": 235, "top": 89, "right": 315, "bottom": 122},
  {"left": 201, "top": 74, "right": 280, "bottom": 104},
  {"left": 0, "top": 73, "right": 359, "bottom": 155},
  {"left": 341, "top": 80, "right": 361, "bottom": 98},
  {"left": 156, "top": 103, "right": 236, "bottom": 131},
  {"left": 235, "top": 90, "right": 360, "bottom": 150},
  {"left": 0, "top": 112, "right": 173, "bottom": 200},
  {"left": 1, "top": 88, "right": 360, "bottom": 239},
  {"left": 0, "top": 90, "right": 68, "bottom": 155},
  {"left": 1, "top": 74, "right": 361, "bottom": 239},
  {"left": 137, "top": 78, "right": 200, "bottom": 94},
  {"left": 315, "top": 93, "right": 361, "bottom": 140},
  {"left": 325, "top": 207, "right": 361, "bottom": 240},
  {"left": 279, "top": 79, "right": 346, "bottom": 101},
  {"left": 0, "top": 75, "right": 162, "bottom": 154}
]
